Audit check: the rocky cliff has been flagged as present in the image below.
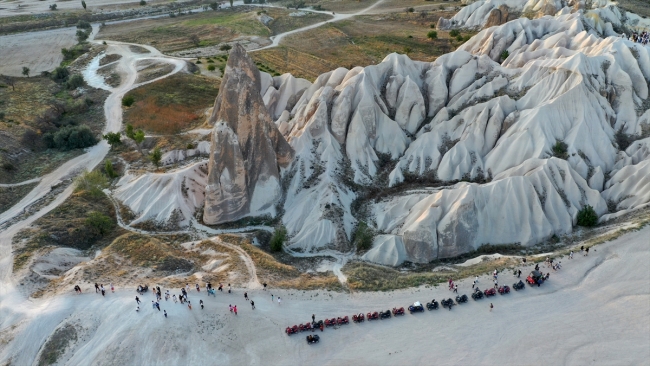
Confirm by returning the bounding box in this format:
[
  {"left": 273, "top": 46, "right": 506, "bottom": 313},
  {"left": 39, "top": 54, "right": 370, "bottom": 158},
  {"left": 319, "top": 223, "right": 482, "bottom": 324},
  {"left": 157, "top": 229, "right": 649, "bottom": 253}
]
[{"left": 203, "top": 44, "right": 293, "bottom": 225}]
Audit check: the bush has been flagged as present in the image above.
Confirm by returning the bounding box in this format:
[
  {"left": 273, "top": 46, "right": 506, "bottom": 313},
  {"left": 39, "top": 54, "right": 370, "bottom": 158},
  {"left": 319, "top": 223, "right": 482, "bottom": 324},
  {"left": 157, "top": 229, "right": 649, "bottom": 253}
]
[
  {"left": 500, "top": 50, "right": 509, "bottom": 61},
  {"left": 219, "top": 44, "right": 232, "bottom": 51},
  {"left": 427, "top": 31, "right": 437, "bottom": 40},
  {"left": 207, "top": 64, "right": 216, "bottom": 71},
  {"left": 75, "top": 170, "right": 108, "bottom": 197},
  {"left": 86, "top": 211, "right": 114, "bottom": 236},
  {"left": 270, "top": 226, "right": 287, "bottom": 252},
  {"left": 456, "top": 34, "right": 464, "bottom": 41},
  {"left": 104, "top": 160, "right": 118, "bottom": 178},
  {"left": 430, "top": 24, "right": 436, "bottom": 29},
  {"left": 51, "top": 66, "right": 70, "bottom": 82},
  {"left": 140, "top": 0, "right": 146, "bottom": 5},
  {"left": 66, "top": 74, "right": 84, "bottom": 89},
  {"left": 150, "top": 147, "right": 162, "bottom": 167},
  {"left": 50, "top": 4, "right": 57, "bottom": 10},
  {"left": 77, "top": 20, "right": 91, "bottom": 30},
  {"left": 353, "top": 222, "right": 374, "bottom": 251},
  {"left": 552, "top": 140, "right": 568, "bottom": 160},
  {"left": 449, "top": 29, "right": 460, "bottom": 37},
  {"left": 577, "top": 205, "right": 598, "bottom": 227},
  {"left": 76, "top": 29, "right": 90, "bottom": 43},
  {"left": 43, "top": 125, "right": 98, "bottom": 151},
  {"left": 125, "top": 123, "right": 135, "bottom": 139},
  {"left": 122, "top": 95, "right": 135, "bottom": 107},
  {"left": 103, "top": 132, "right": 121, "bottom": 147}
]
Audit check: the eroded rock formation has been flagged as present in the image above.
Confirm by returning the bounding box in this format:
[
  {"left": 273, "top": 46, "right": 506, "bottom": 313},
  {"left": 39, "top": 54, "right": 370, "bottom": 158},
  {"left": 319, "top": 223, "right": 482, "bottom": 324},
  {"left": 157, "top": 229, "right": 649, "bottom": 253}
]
[{"left": 203, "top": 44, "right": 293, "bottom": 225}]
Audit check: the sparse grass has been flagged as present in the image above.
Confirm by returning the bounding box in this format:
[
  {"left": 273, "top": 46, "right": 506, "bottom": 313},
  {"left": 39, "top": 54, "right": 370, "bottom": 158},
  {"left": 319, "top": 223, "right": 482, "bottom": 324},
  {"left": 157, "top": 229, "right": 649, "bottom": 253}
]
[
  {"left": 37, "top": 324, "right": 77, "bottom": 366},
  {"left": 106, "top": 233, "right": 173, "bottom": 267},
  {"left": 0, "top": 183, "right": 37, "bottom": 213},
  {"left": 123, "top": 73, "right": 219, "bottom": 134},
  {"left": 250, "top": 13, "right": 458, "bottom": 80}
]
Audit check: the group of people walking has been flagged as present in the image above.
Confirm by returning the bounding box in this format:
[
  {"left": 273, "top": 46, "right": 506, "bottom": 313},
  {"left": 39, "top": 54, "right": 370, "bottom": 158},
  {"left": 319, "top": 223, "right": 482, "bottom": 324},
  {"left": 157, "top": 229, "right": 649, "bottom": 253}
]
[{"left": 623, "top": 31, "right": 649, "bottom": 46}]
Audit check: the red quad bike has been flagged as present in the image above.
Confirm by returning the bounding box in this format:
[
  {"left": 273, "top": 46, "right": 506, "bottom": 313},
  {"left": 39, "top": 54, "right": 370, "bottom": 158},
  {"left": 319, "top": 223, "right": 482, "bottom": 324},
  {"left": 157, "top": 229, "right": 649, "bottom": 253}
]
[
  {"left": 526, "top": 270, "right": 545, "bottom": 287},
  {"left": 337, "top": 316, "right": 349, "bottom": 325},
  {"left": 353, "top": 313, "right": 365, "bottom": 323},
  {"left": 392, "top": 307, "right": 405, "bottom": 316},
  {"left": 299, "top": 322, "right": 312, "bottom": 332},
  {"left": 325, "top": 318, "right": 337, "bottom": 327},
  {"left": 498, "top": 285, "right": 510, "bottom": 294},
  {"left": 367, "top": 312, "right": 379, "bottom": 321},
  {"left": 484, "top": 288, "right": 497, "bottom": 297},
  {"left": 285, "top": 325, "right": 299, "bottom": 335}
]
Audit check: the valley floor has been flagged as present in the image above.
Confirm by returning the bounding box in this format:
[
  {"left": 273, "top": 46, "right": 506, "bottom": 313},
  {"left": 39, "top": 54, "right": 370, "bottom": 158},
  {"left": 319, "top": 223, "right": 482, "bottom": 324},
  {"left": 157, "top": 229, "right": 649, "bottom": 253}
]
[{"left": 1, "top": 226, "right": 648, "bottom": 365}]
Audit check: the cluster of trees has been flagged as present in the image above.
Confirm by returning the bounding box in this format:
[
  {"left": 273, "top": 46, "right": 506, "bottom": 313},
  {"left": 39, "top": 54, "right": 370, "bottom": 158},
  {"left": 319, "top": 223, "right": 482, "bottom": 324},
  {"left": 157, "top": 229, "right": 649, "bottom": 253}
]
[{"left": 43, "top": 124, "right": 97, "bottom": 150}]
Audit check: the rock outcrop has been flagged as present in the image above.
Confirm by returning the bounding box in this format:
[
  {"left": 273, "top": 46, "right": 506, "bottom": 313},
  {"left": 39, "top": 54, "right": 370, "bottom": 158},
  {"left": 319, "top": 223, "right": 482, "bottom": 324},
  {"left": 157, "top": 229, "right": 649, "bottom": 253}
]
[{"left": 203, "top": 44, "right": 293, "bottom": 225}]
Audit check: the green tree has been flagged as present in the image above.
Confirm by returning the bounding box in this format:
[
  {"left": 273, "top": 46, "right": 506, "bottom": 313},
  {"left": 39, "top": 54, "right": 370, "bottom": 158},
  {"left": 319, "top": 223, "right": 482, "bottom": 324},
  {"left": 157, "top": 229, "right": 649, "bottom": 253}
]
[
  {"left": 500, "top": 50, "right": 509, "bottom": 61},
  {"left": 207, "top": 64, "right": 216, "bottom": 71},
  {"left": 122, "top": 95, "right": 135, "bottom": 107},
  {"left": 133, "top": 129, "right": 145, "bottom": 145},
  {"left": 104, "top": 160, "right": 118, "bottom": 178},
  {"left": 125, "top": 124, "right": 135, "bottom": 139},
  {"left": 75, "top": 170, "right": 108, "bottom": 198},
  {"left": 150, "top": 147, "right": 162, "bottom": 167},
  {"left": 66, "top": 74, "right": 84, "bottom": 89},
  {"left": 50, "top": 4, "right": 57, "bottom": 10},
  {"left": 209, "top": 2, "right": 219, "bottom": 10},
  {"left": 140, "top": 0, "right": 146, "bottom": 5},
  {"left": 270, "top": 226, "right": 287, "bottom": 252},
  {"left": 86, "top": 211, "right": 114, "bottom": 236},
  {"left": 427, "top": 31, "right": 438, "bottom": 40},
  {"left": 81, "top": 0, "right": 86, "bottom": 10},
  {"left": 76, "top": 29, "right": 89, "bottom": 43},
  {"left": 577, "top": 205, "right": 598, "bottom": 227},
  {"left": 353, "top": 222, "right": 374, "bottom": 251},
  {"left": 103, "top": 132, "right": 122, "bottom": 147},
  {"left": 77, "top": 20, "right": 91, "bottom": 29},
  {"left": 449, "top": 29, "right": 460, "bottom": 37},
  {"left": 22, "top": 67, "right": 30, "bottom": 77}
]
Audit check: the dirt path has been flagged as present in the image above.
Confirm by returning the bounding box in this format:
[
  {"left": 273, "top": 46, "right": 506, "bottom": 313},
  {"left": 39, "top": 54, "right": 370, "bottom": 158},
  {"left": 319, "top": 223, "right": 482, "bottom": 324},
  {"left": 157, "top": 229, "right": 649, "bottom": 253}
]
[{"left": 211, "top": 237, "right": 262, "bottom": 289}]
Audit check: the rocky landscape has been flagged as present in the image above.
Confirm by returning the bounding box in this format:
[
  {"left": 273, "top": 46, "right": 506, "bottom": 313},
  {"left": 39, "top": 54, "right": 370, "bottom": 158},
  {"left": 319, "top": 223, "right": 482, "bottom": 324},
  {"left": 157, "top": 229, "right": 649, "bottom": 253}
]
[{"left": 112, "top": 0, "right": 650, "bottom": 267}]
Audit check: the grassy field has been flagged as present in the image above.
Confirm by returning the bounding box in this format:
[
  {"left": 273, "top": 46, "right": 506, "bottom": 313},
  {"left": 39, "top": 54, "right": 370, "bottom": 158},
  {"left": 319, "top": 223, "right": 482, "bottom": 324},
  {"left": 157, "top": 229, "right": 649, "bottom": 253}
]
[
  {"left": 250, "top": 11, "right": 472, "bottom": 80},
  {"left": 0, "top": 75, "right": 108, "bottom": 184},
  {"left": 97, "top": 7, "right": 330, "bottom": 53},
  {"left": 0, "top": 183, "right": 37, "bottom": 214},
  {"left": 123, "top": 73, "right": 219, "bottom": 134}
]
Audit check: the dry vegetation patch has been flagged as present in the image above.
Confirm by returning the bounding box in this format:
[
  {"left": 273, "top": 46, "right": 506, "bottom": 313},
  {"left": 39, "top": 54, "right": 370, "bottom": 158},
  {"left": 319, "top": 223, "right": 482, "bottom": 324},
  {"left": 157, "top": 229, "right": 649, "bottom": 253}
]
[{"left": 123, "top": 73, "right": 219, "bottom": 134}]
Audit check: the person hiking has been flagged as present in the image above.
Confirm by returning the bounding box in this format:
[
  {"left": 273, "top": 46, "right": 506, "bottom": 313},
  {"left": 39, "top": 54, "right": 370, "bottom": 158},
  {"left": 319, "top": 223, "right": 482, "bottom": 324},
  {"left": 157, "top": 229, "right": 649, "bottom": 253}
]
[
  {"left": 585, "top": 247, "right": 590, "bottom": 256},
  {"left": 173, "top": 294, "right": 177, "bottom": 303},
  {"left": 101, "top": 288, "right": 105, "bottom": 297},
  {"left": 580, "top": 245, "right": 584, "bottom": 253},
  {"left": 472, "top": 280, "right": 476, "bottom": 289},
  {"left": 278, "top": 297, "right": 281, "bottom": 305},
  {"left": 110, "top": 283, "right": 114, "bottom": 293},
  {"left": 229, "top": 304, "right": 233, "bottom": 312},
  {"left": 218, "top": 283, "right": 223, "bottom": 292},
  {"left": 263, "top": 283, "right": 267, "bottom": 291},
  {"left": 490, "top": 303, "right": 493, "bottom": 312},
  {"left": 244, "top": 292, "right": 248, "bottom": 300},
  {"left": 136, "top": 306, "right": 140, "bottom": 312},
  {"left": 196, "top": 284, "right": 200, "bottom": 292},
  {"left": 271, "top": 294, "right": 274, "bottom": 302},
  {"left": 312, "top": 314, "right": 315, "bottom": 323},
  {"left": 569, "top": 251, "right": 574, "bottom": 259},
  {"left": 155, "top": 302, "right": 160, "bottom": 311},
  {"left": 518, "top": 269, "right": 522, "bottom": 278},
  {"left": 453, "top": 285, "right": 458, "bottom": 293},
  {"left": 251, "top": 300, "right": 255, "bottom": 310},
  {"left": 474, "top": 276, "right": 479, "bottom": 284},
  {"left": 200, "top": 300, "right": 204, "bottom": 310},
  {"left": 164, "top": 310, "right": 167, "bottom": 318},
  {"left": 233, "top": 305, "right": 237, "bottom": 315},
  {"left": 228, "top": 284, "right": 232, "bottom": 294},
  {"left": 136, "top": 296, "right": 141, "bottom": 305},
  {"left": 188, "top": 301, "right": 192, "bottom": 310},
  {"left": 152, "top": 301, "right": 156, "bottom": 310},
  {"left": 95, "top": 283, "right": 99, "bottom": 293}
]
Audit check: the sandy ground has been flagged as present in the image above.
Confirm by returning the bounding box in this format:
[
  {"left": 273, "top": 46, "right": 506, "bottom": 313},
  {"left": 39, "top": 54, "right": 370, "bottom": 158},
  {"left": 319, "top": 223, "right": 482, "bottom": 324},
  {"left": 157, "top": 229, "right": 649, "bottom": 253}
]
[
  {"left": 0, "top": 26, "right": 78, "bottom": 77},
  {"left": 0, "top": 226, "right": 648, "bottom": 365}
]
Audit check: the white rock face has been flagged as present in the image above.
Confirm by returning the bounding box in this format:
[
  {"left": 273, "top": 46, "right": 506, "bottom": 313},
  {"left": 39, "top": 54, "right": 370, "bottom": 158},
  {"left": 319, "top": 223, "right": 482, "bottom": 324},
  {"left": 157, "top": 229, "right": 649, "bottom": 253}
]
[
  {"left": 114, "top": 162, "right": 208, "bottom": 228},
  {"left": 271, "top": 4, "right": 650, "bottom": 264}
]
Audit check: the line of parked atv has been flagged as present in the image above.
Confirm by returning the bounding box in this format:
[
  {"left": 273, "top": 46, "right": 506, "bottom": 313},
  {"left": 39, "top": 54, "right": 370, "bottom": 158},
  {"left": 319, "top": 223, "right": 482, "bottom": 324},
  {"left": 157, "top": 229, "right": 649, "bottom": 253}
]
[{"left": 287, "top": 274, "right": 544, "bottom": 344}]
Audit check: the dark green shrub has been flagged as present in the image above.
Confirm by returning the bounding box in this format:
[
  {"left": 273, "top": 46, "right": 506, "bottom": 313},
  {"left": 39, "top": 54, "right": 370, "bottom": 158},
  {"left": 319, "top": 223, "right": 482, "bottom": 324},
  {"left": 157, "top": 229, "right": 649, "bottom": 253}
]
[
  {"left": 103, "top": 132, "right": 121, "bottom": 147},
  {"left": 500, "top": 50, "right": 509, "bottom": 61},
  {"left": 552, "top": 140, "right": 568, "bottom": 159},
  {"left": 66, "top": 74, "right": 84, "bottom": 89},
  {"left": 207, "top": 64, "right": 216, "bottom": 71},
  {"left": 577, "top": 205, "right": 598, "bottom": 227},
  {"left": 122, "top": 95, "right": 135, "bottom": 107},
  {"left": 43, "top": 125, "right": 97, "bottom": 150},
  {"left": 449, "top": 29, "right": 460, "bottom": 37},
  {"left": 86, "top": 211, "right": 114, "bottom": 236},
  {"left": 270, "top": 226, "right": 287, "bottom": 252},
  {"left": 354, "top": 222, "right": 374, "bottom": 251},
  {"left": 104, "top": 160, "right": 118, "bottom": 178},
  {"left": 219, "top": 44, "right": 232, "bottom": 51},
  {"left": 427, "top": 31, "right": 437, "bottom": 39},
  {"left": 150, "top": 147, "right": 162, "bottom": 167},
  {"left": 51, "top": 66, "right": 70, "bottom": 82},
  {"left": 77, "top": 20, "right": 91, "bottom": 30}
]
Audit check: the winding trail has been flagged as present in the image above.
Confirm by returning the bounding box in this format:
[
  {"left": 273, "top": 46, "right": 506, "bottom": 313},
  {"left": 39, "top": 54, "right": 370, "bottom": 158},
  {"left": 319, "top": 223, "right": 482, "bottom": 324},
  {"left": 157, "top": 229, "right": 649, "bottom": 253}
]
[{"left": 0, "top": 178, "right": 40, "bottom": 188}]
